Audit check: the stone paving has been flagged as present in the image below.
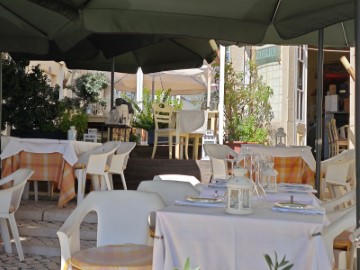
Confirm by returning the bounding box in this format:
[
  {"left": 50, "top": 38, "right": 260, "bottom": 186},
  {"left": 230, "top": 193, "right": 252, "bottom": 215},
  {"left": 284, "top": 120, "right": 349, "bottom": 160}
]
[{"left": 0, "top": 253, "right": 60, "bottom": 270}]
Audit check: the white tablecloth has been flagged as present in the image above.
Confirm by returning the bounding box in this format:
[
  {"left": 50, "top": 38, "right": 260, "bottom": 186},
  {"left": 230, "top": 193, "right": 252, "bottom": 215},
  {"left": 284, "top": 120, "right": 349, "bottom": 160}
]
[
  {"left": 241, "top": 145, "right": 316, "bottom": 171},
  {"left": 175, "top": 110, "right": 208, "bottom": 159},
  {"left": 153, "top": 193, "right": 331, "bottom": 270},
  {"left": 1, "top": 138, "right": 101, "bottom": 166}
]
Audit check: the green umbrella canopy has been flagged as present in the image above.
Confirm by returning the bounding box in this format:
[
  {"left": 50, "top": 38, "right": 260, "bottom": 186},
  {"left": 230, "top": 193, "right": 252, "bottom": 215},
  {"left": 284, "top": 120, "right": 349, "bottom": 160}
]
[
  {"left": 0, "top": 0, "right": 92, "bottom": 54},
  {"left": 11, "top": 34, "right": 216, "bottom": 74},
  {"left": 29, "top": 0, "right": 354, "bottom": 45}
]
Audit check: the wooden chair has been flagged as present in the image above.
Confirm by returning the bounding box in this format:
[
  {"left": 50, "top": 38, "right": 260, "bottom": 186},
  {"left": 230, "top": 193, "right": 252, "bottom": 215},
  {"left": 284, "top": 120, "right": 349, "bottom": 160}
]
[
  {"left": 151, "top": 103, "right": 189, "bottom": 159},
  {"left": 330, "top": 118, "right": 349, "bottom": 156}
]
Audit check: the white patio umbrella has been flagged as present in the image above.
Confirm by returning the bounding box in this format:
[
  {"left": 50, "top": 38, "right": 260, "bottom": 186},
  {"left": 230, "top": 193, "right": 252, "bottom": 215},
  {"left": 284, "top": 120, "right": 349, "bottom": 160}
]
[{"left": 113, "top": 66, "right": 209, "bottom": 96}]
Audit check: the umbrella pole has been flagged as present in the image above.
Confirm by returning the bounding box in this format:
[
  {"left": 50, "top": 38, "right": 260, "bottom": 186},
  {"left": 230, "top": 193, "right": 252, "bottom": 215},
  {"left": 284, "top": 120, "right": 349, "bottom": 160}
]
[
  {"left": 109, "top": 58, "right": 115, "bottom": 141},
  {"left": 355, "top": 0, "right": 360, "bottom": 265},
  {"left": 0, "top": 54, "right": 2, "bottom": 175},
  {"left": 315, "top": 29, "right": 324, "bottom": 199}
]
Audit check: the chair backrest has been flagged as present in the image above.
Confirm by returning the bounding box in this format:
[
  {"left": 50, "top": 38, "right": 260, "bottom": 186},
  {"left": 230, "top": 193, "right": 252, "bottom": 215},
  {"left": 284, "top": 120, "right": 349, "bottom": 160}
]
[
  {"left": 86, "top": 147, "right": 118, "bottom": 175},
  {"left": 77, "top": 141, "right": 121, "bottom": 166},
  {"left": 0, "top": 168, "right": 34, "bottom": 213},
  {"left": 204, "top": 144, "right": 239, "bottom": 179},
  {"left": 109, "top": 142, "right": 136, "bottom": 172},
  {"left": 83, "top": 133, "right": 97, "bottom": 142},
  {"left": 59, "top": 190, "right": 165, "bottom": 247},
  {"left": 152, "top": 103, "right": 174, "bottom": 130},
  {"left": 137, "top": 180, "right": 200, "bottom": 206},
  {"left": 153, "top": 174, "right": 201, "bottom": 186},
  {"left": 323, "top": 158, "right": 355, "bottom": 185}
]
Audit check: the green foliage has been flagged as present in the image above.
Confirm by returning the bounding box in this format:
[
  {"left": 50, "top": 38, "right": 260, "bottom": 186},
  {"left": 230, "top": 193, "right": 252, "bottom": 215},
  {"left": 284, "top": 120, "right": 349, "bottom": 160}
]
[
  {"left": 64, "top": 72, "right": 108, "bottom": 111},
  {"left": 174, "top": 258, "right": 200, "bottom": 270},
  {"left": 264, "top": 252, "right": 294, "bottom": 270},
  {"left": 57, "top": 110, "right": 88, "bottom": 140},
  {"left": 214, "top": 60, "right": 273, "bottom": 144},
  {"left": 2, "top": 58, "right": 63, "bottom": 132},
  {"left": 122, "top": 88, "right": 182, "bottom": 131}
]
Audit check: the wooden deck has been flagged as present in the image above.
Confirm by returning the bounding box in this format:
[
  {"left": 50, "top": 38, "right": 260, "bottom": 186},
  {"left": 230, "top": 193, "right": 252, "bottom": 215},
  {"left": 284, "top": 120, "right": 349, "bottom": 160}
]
[{"left": 120, "top": 145, "right": 212, "bottom": 190}]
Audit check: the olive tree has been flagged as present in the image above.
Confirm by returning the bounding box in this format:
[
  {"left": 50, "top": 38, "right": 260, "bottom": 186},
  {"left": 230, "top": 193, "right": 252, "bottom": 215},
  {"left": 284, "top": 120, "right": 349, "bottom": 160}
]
[{"left": 214, "top": 60, "right": 273, "bottom": 144}]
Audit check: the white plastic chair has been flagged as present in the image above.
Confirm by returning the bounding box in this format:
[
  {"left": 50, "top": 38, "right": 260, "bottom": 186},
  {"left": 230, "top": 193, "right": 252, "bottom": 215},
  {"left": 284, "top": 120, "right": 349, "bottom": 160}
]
[
  {"left": 203, "top": 144, "right": 241, "bottom": 180},
  {"left": 0, "top": 168, "right": 34, "bottom": 261},
  {"left": 57, "top": 190, "right": 165, "bottom": 270},
  {"left": 137, "top": 180, "right": 200, "bottom": 206},
  {"left": 74, "top": 142, "right": 120, "bottom": 204},
  {"left": 108, "top": 142, "right": 136, "bottom": 190},
  {"left": 322, "top": 158, "right": 355, "bottom": 200},
  {"left": 322, "top": 205, "right": 356, "bottom": 270},
  {"left": 153, "top": 174, "right": 201, "bottom": 186}
]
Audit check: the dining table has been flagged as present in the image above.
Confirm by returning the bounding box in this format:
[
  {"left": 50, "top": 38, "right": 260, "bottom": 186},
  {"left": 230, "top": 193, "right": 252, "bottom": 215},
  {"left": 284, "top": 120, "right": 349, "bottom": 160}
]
[
  {"left": 240, "top": 145, "right": 316, "bottom": 186},
  {"left": 1, "top": 137, "right": 101, "bottom": 208},
  {"left": 175, "top": 110, "right": 208, "bottom": 160},
  {"left": 153, "top": 190, "right": 331, "bottom": 270}
]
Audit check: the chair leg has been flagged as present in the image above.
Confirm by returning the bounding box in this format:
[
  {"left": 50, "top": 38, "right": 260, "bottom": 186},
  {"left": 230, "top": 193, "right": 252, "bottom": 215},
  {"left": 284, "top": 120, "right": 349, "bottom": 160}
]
[
  {"left": 102, "top": 174, "right": 112, "bottom": 191},
  {"left": 22, "top": 182, "right": 30, "bottom": 200},
  {"left": 169, "top": 135, "right": 173, "bottom": 159},
  {"left": 108, "top": 174, "right": 114, "bottom": 190},
  {"left": 151, "top": 133, "right": 158, "bottom": 159},
  {"left": 120, "top": 172, "right": 127, "bottom": 190},
  {"left": 0, "top": 218, "right": 12, "bottom": 254},
  {"left": 91, "top": 175, "right": 101, "bottom": 191},
  {"left": 8, "top": 214, "right": 24, "bottom": 261},
  {"left": 184, "top": 135, "right": 189, "bottom": 160}
]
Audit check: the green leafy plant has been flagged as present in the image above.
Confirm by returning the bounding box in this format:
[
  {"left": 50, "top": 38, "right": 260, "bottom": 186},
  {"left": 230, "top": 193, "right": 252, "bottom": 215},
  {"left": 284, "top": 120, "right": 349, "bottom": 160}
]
[
  {"left": 213, "top": 60, "right": 274, "bottom": 144},
  {"left": 174, "top": 258, "right": 200, "bottom": 270},
  {"left": 2, "top": 58, "right": 64, "bottom": 132},
  {"left": 64, "top": 72, "right": 108, "bottom": 112},
  {"left": 264, "top": 252, "right": 294, "bottom": 270},
  {"left": 122, "top": 88, "right": 182, "bottom": 131}
]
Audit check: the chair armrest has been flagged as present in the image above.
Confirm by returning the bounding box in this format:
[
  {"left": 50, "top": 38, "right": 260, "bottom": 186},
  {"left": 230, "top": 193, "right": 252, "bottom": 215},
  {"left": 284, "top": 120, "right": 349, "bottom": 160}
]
[{"left": 320, "top": 189, "right": 355, "bottom": 212}]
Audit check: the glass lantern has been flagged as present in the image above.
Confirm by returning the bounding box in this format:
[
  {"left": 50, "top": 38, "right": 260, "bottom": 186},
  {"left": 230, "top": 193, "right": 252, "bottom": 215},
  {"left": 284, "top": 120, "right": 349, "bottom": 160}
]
[
  {"left": 275, "top": 127, "right": 286, "bottom": 146},
  {"left": 225, "top": 174, "right": 253, "bottom": 215},
  {"left": 261, "top": 167, "right": 278, "bottom": 192}
]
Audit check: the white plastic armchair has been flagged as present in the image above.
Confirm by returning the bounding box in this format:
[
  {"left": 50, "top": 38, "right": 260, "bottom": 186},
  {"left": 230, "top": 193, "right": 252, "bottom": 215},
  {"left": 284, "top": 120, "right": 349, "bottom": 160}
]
[
  {"left": 320, "top": 189, "right": 355, "bottom": 222},
  {"left": 57, "top": 190, "right": 165, "bottom": 270},
  {"left": 322, "top": 158, "right": 355, "bottom": 199},
  {"left": 137, "top": 180, "right": 200, "bottom": 206},
  {"left": 0, "top": 168, "right": 34, "bottom": 261},
  {"left": 108, "top": 142, "right": 136, "bottom": 190},
  {"left": 74, "top": 143, "right": 120, "bottom": 204},
  {"left": 203, "top": 144, "right": 241, "bottom": 180},
  {"left": 322, "top": 205, "right": 356, "bottom": 269},
  {"left": 153, "top": 174, "right": 201, "bottom": 186}
]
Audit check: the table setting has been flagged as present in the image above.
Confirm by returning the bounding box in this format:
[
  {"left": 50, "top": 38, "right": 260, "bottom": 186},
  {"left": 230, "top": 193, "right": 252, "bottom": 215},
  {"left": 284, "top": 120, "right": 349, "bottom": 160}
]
[{"left": 153, "top": 151, "right": 331, "bottom": 270}]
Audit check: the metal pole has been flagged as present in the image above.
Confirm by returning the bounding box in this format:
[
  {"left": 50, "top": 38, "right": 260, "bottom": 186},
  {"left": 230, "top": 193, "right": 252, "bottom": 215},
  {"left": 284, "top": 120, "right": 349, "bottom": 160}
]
[
  {"left": 315, "top": 29, "right": 324, "bottom": 199},
  {"left": 109, "top": 58, "right": 115, "bottom": 141},
  {"left": 218, "top": 45, "right": 225, "bottom": 145},
  {"left": 355, "top": 0, "right": 360, "bottom": 266},
  {"left": 0, "top": 54, "right": 2, "bottom": 174}
]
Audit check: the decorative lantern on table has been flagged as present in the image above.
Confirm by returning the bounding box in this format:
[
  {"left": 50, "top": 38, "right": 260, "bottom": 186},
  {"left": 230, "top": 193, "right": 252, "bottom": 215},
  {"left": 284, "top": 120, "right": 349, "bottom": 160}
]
[
  {"left": 275, "top": 127, "right": 286, "bottom": 146},
  {"left": 261, "top": 167, "right": 278, "bottom": 192},
  {"left": 225, "top": 171, "right": 253, "bottom": 215}
]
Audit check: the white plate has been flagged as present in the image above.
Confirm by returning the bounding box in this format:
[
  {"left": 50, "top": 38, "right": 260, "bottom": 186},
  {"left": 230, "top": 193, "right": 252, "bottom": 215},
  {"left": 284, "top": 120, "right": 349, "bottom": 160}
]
[
  {"left": 274, "top": 202, "right": 314, "bottom": 210},
  {"left": 186, "top": 196, "right": 223, "bottom": 203}
]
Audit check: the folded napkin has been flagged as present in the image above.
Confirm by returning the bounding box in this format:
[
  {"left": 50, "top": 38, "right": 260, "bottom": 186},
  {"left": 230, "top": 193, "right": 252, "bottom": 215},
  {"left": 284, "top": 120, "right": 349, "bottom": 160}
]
[
  {"left": 272, "top": 205, "right": 325, "bottom": 215},
  {"left": 175, "top": 200, "right": 225, "bottom": 208},
  {"left": 200, "top": 186, "right": 227, "bottom": 199},
  {"left": 277, "top": 183, "right": 316, "bottom": 193}
]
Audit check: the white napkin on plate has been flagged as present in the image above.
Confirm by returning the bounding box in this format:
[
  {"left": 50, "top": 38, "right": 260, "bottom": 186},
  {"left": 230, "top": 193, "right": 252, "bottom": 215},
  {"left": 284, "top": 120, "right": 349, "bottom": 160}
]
[
  {"left": 175, "top": 200, "right": 225, "bottom": 208},
  {"left": 272, "top": 205, "right": 325, "bottom": 215}
]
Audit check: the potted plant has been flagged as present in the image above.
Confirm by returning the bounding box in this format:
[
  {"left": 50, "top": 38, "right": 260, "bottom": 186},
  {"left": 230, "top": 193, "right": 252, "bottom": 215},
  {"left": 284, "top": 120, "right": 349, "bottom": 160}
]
[
  {"left": 213, "top": 60, "right": 274, "bottom": 147},
  {"left": 122, "top": 88, "right": 182, "bottom": 145}
]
